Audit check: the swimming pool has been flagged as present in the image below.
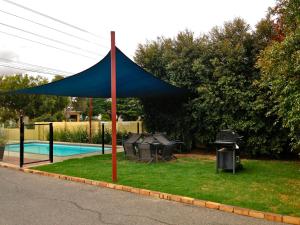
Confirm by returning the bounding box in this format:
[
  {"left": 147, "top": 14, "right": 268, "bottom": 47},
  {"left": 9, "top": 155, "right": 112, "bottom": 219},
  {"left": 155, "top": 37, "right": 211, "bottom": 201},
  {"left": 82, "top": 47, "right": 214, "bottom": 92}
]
[{"left": 5, "top": 143, "right": 111, "bottom": 157}]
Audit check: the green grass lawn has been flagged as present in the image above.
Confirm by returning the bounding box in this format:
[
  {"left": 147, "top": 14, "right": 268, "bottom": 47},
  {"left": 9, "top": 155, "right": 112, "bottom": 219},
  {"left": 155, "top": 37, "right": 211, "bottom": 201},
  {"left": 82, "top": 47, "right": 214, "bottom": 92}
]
[{"left": 33, "top": 153, "right": 300, "bottom": 217}]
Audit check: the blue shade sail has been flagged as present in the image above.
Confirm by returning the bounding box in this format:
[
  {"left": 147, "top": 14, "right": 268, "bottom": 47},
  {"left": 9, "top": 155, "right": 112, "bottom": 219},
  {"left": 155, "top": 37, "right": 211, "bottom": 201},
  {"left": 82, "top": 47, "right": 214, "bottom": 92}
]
[{"left": 12, "top": 48, "right": 187, "bottom": 98}]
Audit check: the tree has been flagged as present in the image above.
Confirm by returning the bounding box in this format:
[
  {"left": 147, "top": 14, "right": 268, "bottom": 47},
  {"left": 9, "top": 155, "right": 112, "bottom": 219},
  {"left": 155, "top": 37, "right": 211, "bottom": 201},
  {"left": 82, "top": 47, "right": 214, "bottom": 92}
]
[
  {"left": 86, "top": 98, "right": 143, "bottom": 121},
  {"left": 135, "top": 16, "right": 297, "bottom": 156},
  {"left": 34, "top": 75, "right": 69, "bottom": 121},
  {"left": 270, "top": 0, "right": 300, "bottom": 37},
  {"left": 135, "top": 31, "right": 197, "bottom": 147},
  {"left": 117, "top": 98, "right": 143, "bottom": 121},
  {"left": 0, "top": 74, "right": 48, "bottom": 121},
  {"left": 91, "top": 98, "right": 110, "bottom": 119},
  {"left": 256, "top": 0, "right": 300, "bottom": 152},
  {"left": 71, "top": 97, "right": 88, "bottom": 115},
  {"left": 0, "top": 74, "right": 69, "bottom": 122},
  {"left": 191, "top": 18, "right": 262, "bottom": 148},
  {"left": 253, "top": 16, "right": 277, "bottom": 53}
]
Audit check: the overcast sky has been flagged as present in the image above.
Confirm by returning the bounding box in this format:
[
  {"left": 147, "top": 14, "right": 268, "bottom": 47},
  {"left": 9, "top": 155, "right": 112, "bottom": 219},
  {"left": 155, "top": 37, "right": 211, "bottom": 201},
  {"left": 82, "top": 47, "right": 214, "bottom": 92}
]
[{"left": 0, "top": 0, "right": 275, "bottom": 78}]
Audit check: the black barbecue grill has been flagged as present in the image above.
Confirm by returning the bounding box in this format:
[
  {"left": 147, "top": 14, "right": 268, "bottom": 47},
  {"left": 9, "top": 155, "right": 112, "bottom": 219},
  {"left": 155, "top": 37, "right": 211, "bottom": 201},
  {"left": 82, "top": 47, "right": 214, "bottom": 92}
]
[{"left": 214, "top": 129, "right": 243, "bottom": 174}]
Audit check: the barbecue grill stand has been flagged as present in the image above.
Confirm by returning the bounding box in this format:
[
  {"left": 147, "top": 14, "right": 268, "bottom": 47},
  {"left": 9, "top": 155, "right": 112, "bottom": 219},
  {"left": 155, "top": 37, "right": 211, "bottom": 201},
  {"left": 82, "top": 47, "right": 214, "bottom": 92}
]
[{"left": 214, "top": 130, "right": 243, "bottom": 174}]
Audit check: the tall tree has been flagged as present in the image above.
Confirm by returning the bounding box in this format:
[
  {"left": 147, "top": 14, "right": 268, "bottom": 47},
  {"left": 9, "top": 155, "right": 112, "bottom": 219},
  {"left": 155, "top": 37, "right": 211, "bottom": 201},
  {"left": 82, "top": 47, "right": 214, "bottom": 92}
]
[
  {"left": 0, "top": 74, "right": 69, "bottom": 122},
  {"left": 0, "top": 74, "right": 48, "bottom": 121},
  {"left": 135, "top": 16, "right": 297, "bottom": 156},
  {"left": 257, "top": 0, "right": 300, "bottom": 152},
  {"left": 191, "top": 18, "right": 262, "bottom": 148},
  {"left": 135, "top": 31, "right": 197, "bottom": 146},
  {"left": 87, "top": 98, "right": 143, "bottom": 121},
  {"left": 116, "top": 98, "right": 143, "bottom": 121}
]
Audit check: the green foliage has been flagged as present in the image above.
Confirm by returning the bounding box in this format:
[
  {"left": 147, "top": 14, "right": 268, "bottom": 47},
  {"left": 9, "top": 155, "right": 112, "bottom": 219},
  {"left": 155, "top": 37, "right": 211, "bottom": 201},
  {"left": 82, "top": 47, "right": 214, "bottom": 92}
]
[
  {"left": 136, "top": 19, "right": 259, "bottom": 151},
  {"left": 257, "top": 33, "right": 300, "bottom": 151},
  {"left": 90, "top": 98, "right": 110, "bottom": 119},
  {"left": 117, "top": 98, "right": 143, "bottom": 121},
  {"left": 86, "top": 98, "right": 143, "bottom": 121},
  {"left": 192, "top": 18, "right": 259, "bottom": 142},
  {"left": 53, "top": 129, "right": 89, "bottom": 143},
  {"left": 90, "top": 129, "right": 111, "bottom": 144},
  {"left": 100, "top": 114, "right": 110, "bottom": 121},
  {"left": 0, "top": 74, "right": 69, "bottom": 122},
  {"left": 254, "top": 0, "right": 300, "bottom": 152},
  {"left": 33, "top": 112, "right": 65, "bottom": 122},
  {"left": 270, "top": 0, "right": 300, "bottom": 35},
  {"left": 52, "top": 128, "right": 127, "bottom": 145},
  {"left": 135, "top": 31, "right": 199, "bottom": 148},
  {"left": 253, "top": 16, "right": 277, "bottom": 53},
  {"left": 135, "top": 14, "right": 299, "bottom": 157},
  {"left": 0, "top": 128, "right": 7, "bottom": 146},
  {"left": 72, "top": 97, "right": 88, "bottom": 115},
  {"left": 0, "top": 74, "right": 47, "bottom": 121}
]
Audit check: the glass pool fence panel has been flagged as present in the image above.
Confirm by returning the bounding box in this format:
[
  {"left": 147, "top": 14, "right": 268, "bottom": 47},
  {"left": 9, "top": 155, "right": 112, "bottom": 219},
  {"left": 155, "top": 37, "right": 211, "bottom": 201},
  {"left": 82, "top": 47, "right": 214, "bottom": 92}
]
[
  {"left": 23, "top": 123, "right": 51, "bottom": 165},
  {"left": 1, "top": 120, "right": 144, "bottom": 163},
  {"left": 1, "top": 121, "right": 19, "bottom": 164},
  {"left": 50, "top": 121, "right": 103, "bottom": 156}
]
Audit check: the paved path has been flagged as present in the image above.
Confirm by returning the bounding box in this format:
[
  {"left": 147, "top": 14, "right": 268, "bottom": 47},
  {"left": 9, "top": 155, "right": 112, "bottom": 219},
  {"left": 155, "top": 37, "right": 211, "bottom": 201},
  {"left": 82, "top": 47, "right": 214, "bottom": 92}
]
[{"left": 0, "top": 168, "right": 285, "bottom": 225}]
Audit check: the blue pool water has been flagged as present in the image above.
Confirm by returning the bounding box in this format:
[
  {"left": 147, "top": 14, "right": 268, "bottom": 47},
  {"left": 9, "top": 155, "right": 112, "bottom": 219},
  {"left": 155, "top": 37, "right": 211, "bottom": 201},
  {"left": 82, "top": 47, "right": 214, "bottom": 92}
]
[{"left": 5, "top": 143, "right": 111, "bottom": 156}]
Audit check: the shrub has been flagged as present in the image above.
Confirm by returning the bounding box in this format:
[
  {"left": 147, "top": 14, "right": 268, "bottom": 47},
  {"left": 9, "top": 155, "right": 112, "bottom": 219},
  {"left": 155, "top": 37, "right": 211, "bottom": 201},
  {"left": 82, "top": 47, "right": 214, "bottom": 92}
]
[
  {"left": 0, "top": 128, "right": 8, "bottom": 146},
  {"left": 51, "top": 128, "right": 128, "bottom": 145},
  {"left": 53, "top": 129, "right": 88, "bottom": 143}
]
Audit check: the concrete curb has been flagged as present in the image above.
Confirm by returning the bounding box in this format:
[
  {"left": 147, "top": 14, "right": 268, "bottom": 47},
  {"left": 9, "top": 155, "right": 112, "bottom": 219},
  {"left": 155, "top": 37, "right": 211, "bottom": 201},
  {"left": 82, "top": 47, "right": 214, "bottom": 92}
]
[{"left": 1, "top": 162, "right": 299, "bottom": 225}]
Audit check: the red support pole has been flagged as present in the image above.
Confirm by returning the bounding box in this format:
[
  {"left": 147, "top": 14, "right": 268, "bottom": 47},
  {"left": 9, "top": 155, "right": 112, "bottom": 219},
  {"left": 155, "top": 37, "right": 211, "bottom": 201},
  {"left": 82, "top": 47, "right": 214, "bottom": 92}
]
[
  {"left": 89, "top": 98, "right": 93, "bottom": 143},
  {"left": 110, "top": 31, "right": 117, "bottom": 182}
]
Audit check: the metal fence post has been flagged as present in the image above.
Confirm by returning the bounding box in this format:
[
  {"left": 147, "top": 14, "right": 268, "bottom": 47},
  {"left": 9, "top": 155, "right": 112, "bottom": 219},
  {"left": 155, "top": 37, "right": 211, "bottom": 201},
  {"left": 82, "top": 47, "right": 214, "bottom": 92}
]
[
  {"left": 20, "top": 116, "right": 24, "bottom": 168},
  {"left": 102, "top": 123, "right": 105, "bottom": 155},
  {"left": 49, "top": 123, "right": 53, "bottom": 163},
  {"left": 137, "top": 122, "right": 139, "bottom": 134}
]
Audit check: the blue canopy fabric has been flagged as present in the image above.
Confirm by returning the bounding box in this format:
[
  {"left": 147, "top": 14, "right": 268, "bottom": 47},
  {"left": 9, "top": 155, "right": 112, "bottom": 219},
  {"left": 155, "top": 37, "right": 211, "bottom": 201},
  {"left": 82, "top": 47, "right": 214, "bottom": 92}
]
[{"left": 12, "top": 48, "right": 187, "bottom": 98}]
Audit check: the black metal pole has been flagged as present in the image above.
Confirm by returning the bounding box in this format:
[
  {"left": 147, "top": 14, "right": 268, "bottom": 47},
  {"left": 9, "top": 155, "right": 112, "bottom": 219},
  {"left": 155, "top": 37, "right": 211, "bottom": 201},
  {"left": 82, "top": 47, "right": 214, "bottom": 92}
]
[
  {"left": 20, "top": 116, "right": 24, "bottom": 168},
  {"left": 233, "top": 149, "right": 236, "bottom": 175},
  {"left": 137, "top": 122, "right": 139, "bottom": 134},
  {"left": 216, "top": 147, "right": 219, "bottom": 173},
  {"left": 49, "top": 123, "right": 53, "bottom": 163},
  {"left": 102, "top": 123, "right": 105, "bottom": 155}
]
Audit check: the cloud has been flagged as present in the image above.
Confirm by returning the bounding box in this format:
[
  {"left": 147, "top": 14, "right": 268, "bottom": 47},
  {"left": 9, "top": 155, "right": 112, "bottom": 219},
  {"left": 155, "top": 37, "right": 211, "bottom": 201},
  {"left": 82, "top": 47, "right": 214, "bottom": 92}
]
[
  {"left": 0, "top": 50, "right": 19, "bottom": 61},
  {"left": 0, "top": 50, "right": 24, "bottom": 76}
]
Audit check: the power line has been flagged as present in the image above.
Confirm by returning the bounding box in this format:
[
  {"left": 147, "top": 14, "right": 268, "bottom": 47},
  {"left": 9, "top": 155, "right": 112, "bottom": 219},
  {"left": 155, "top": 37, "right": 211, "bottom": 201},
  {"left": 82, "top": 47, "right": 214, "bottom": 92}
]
[
  {"left": 0, "top": 61, "right": 69, "bottom": 76},
  {"left": 0, "top": 9, "right": 109, "bottom": 49},
  {"left": 0, "top": 63, "right": 68, "bottom": 76},
  {"left": 0, "top": 22, "right": 101, "bottom": 56},
  {"left": 0, "top": 30, "right": 100, "bottom": 60},
  {"left": 0, "top": 58, "right": 73, "bottom": 75},
  {"left": 2, "top": 0, "right": 109, "bottom": 41}
]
